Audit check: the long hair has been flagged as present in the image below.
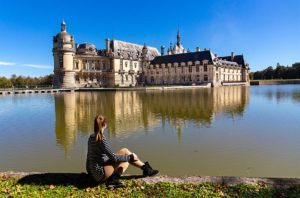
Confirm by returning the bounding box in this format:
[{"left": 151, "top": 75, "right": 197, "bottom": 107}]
[{"left": 94, "top": 115, "right": 106, "bottom": 142}]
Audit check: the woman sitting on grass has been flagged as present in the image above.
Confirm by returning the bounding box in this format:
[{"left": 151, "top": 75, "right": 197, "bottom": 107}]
[{"left": 86, "top": 115, "right": 159, "bottom": 189}]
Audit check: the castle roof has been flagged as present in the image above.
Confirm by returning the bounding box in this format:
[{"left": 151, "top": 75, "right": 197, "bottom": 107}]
[
  {"left": 151, "top": 50, "right": 217, "bottom": 65},
  {"left": 219, "top": 55, "right": 247, "bottom": 67},
  {"left": 151, "top": 50, "right": 246, "bottom": 68},
  {"left": 110, "top": 40, "right": 160, "bottom": 60}
]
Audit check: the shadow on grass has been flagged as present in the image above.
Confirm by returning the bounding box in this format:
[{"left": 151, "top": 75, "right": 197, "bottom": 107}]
[{"left": 17, "top": 173, "right": 145, "bottom": 189}]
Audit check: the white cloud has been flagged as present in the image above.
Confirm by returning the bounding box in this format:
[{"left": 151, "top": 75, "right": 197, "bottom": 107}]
[
  {"left": 0, "top": 61, "right": 15, "bottom": 66},
  {"left": 22, "top": 64, "right": 53, "bottom": 69}
]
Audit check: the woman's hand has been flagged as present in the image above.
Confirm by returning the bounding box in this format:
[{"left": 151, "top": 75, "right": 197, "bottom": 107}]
[{"left": 102, "top": 122, "right": 107, "bottom": 129}]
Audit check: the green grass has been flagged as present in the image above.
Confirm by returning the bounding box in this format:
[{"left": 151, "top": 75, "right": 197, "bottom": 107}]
[{"left": 2, "top": 177, "right": 300, "bottom": 197}]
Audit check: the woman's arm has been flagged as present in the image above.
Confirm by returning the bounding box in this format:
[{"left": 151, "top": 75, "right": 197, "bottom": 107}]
[{"left": 100, "top": 139, "right": 133, "bottom": 163}]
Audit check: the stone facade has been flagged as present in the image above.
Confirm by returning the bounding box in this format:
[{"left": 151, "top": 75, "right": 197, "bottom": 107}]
[{"left": 53, "top": 21, "right": 250, "bottom": 88}]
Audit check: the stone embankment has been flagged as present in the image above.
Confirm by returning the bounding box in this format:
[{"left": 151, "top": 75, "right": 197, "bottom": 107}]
[
  {"left": 0, "top": 84, "right": 212, "bottom": 95},
  {"left": 1, "top": 172, "right": 300, "bottom": 188}
]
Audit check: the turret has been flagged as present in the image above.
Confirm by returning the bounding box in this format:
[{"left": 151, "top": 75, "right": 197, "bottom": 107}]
[{"left": 53, "top": 20, "right": 76, "bottom": 89}]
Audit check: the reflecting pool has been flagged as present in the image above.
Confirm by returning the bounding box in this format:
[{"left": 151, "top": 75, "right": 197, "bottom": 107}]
[{"left": 1, "top": 85, "right": 300, "bottom": 177}]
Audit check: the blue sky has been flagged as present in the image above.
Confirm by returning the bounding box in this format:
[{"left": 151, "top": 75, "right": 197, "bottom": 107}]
[{"left": 0, "top": 0, "right": 300, "bottom": 77}]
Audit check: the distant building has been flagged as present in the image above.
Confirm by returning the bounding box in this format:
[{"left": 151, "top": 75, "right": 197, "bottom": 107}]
[{"left": 53, "top": 21, "right": 250, "bottom": 88}]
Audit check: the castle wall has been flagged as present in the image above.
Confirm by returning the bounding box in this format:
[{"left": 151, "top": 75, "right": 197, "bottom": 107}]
[{"left": 113, "top": 58, "right": 141, "bottom": 87}]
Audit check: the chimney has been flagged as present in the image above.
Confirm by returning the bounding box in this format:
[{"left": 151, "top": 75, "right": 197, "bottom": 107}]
[
  {"left": 231, "top": 52, "right": 235, "bottom": 61},
  {"left": 161, "top": 45, "right": 165, "bottom": 56},
  {"left": 105, "top": 38, "right": 110, "bottom": 53},
  {"left": 196, "top": 47, "right": 200, "bottom": 52}
]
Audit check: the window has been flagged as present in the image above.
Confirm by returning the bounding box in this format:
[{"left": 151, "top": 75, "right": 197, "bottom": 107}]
[
  {"left": 120, "top": 59, "right": 123, "bottom": 70},
  {"left": 151, "top": 76, "right": 154, "bottom": 83},
  {"left": 204, "top": 74, "right": 208, "bottom": 81},
  {"left": 134, "top": 63, "right": 137, "bottom": 68},
  {"left": 216, "top": 73, "right": 219, "bottom": 81},
  {"left": 130, "top": 61, "right": 133, "bottom": 70},
  {"left": 204, "top": 64, "right": 208, "bottom": 72},
  {"left": 125, "top": 62, "right": 128, "bottom": 67},
  {"left": 196, "top": 64, "right": 199, "bottom": 72},
  {"left": 189, "top": 66, "right": 192, "bottom": 73}
]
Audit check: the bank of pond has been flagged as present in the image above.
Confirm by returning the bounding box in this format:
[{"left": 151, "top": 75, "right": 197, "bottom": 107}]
[{"left": 1, "top": 172, "right": 300, "bottom": 197}]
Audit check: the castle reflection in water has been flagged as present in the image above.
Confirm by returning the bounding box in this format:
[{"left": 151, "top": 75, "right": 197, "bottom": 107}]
[{"left": 54, "top": 86, "right": 249, "bottom": 153}]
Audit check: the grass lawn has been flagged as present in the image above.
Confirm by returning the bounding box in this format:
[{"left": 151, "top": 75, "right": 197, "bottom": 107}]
[{"left": 1, "top": 176, "right": 300, "bottom": 198}]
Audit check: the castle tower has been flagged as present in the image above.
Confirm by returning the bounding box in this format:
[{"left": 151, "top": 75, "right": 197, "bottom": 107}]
[{"left": 53, "top": 20, "right": 76, "bottom": 88}]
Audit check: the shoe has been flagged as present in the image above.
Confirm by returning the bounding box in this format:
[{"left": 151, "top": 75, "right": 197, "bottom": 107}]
[
  {"left": 106, "top": 173, "right": 126, "bottom": 189},
  {"left": 141, "top": 162, "right": 159, "bottom": 177}
]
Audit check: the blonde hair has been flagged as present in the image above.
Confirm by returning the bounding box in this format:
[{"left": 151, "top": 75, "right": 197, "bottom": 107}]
[{"left": 94, "top": 115, "right": 106, "bottom": 142}]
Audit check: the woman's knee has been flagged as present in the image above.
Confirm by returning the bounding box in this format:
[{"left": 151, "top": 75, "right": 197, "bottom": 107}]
[{"left": 117, "top": 148, "right": 132, "bottom": 155}]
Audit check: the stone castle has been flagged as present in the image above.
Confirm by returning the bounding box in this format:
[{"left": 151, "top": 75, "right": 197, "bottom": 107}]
[{"left": 53, "top": 21, "right": 250, "bottom": 88}]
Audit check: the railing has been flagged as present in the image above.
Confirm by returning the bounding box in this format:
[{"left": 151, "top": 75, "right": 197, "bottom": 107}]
[
  {"left": 128, "top": 69, "right": 135, "bottom": 74},
  {"left": 118, "top": 69, "right": 125, "bottom": 74}
]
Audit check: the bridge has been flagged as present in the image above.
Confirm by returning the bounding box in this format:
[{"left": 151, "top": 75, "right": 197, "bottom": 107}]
[{"left": 0, "top": 88, "right": 75, "bottom": 95}]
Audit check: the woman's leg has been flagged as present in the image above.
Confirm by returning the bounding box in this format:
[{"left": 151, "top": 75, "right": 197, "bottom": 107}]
[
  {"left": 103, "top": 147, "right": 145, "bottom": 180},
  {"left": 116, "top": 148, "right": 145, "bottom": 168},
  {"left": 117, "top": 148, "right": 159, "bottom": 177}
]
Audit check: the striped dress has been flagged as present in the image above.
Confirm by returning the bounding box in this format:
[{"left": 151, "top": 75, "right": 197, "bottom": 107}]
[{"left": 86, "top": 134, "right": 132, "bottom": 182}]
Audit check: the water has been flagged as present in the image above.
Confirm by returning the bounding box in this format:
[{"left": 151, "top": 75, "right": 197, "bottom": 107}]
[{"left": 1, "top": 85, "right": 300, "bottom": 177}]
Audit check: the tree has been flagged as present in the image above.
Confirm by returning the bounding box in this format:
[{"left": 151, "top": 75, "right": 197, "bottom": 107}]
[
  {"left": 0, "top": 77, "right": 12, "bottom": 88},
  {"left": 14, "top": 76, "right": 26, "bottom": 87},
  {"left": 253, "top": 63, "right": 300, "bottom": 80}
]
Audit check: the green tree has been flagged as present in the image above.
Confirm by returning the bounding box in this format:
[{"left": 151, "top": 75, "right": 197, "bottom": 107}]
[
  {"left": 0, "top": 77, "right": 12, "bottom": 88},
  {"left": 14, "top": 76, "right": 26, "bottom": 87}
]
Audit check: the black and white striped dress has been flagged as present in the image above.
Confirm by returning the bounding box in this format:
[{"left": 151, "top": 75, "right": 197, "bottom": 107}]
[{"left": 86, "top": 134, "right": 131, "bottom": 182}]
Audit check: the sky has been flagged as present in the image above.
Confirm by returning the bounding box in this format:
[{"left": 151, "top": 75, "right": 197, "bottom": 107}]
[{"left": 0, "top": 0, "right": 300, "bottom": 77}]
